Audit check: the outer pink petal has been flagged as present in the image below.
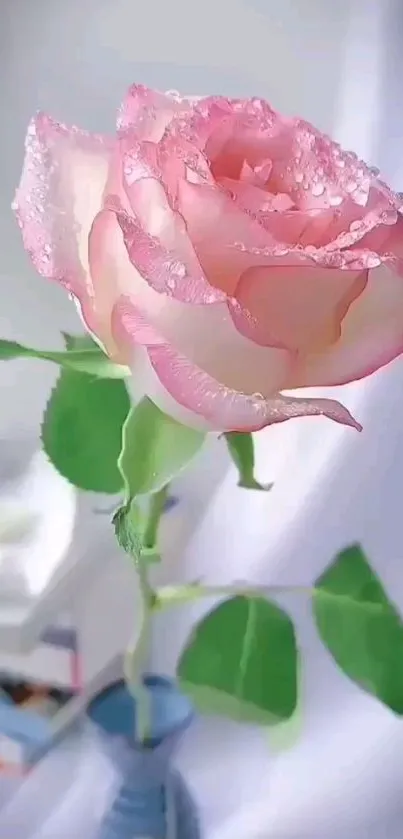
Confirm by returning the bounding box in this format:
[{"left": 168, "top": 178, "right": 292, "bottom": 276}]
[
  {"left": 117, "top": 84, "right": 187, "bottom": 142},
  {"left": 13, "top": 112, "right": 112, "bottom": 338},
  {"left": 359, "top": 209, "right": 403, "bottom": 270},
  {"left": 112, "top": 296, "right": 360, "bottom": 431},
  {"left": 113, "top": 294, "right": 293, "bottom": 397},
  {"left": 141, "top": 342, "right": 361, "bottom": 432},
  {"left": 293, "top": 264, "right": 403, "bottom": 387},
  {"left": 232, "top": 264, "right": 368, "bottom": 353},
  {"left": 123, "top": 138, "right": 188, "bottom": 209},
  {"left": 114, "top": 205, "right": 225, "bottom": 304},
  {"left": 89, "top": 208, "right": 210, "bottom": 359}
]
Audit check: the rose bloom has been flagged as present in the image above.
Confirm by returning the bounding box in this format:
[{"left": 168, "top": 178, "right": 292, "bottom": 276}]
[{"left": 13, "top": 85, "right": 403, "bottom": 432}]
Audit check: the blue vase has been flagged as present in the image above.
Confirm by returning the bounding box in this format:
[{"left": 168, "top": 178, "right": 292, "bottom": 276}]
[{"left": 87, "top": 675, "right": 200, "bottom": 839}]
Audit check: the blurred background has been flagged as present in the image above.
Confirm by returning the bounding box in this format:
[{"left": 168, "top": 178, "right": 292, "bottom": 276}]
[{"left": 1, "top": 0, "right": 403, "bottom": 837}]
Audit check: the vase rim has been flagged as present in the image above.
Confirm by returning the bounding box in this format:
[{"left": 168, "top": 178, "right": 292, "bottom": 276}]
[{"left": 87, "top": 673, "right": 194, "bottom": 744}]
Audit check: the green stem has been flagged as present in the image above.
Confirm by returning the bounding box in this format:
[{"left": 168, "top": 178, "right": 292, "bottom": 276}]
[
  {"left": 125, "top": 486, "right": 169, "bottom": 744},
  {"left": 143, "top": 485, "right": 169, "bottom": 550},
  {"left": 154, "top": 582, "right": 316, "bottom": 610},
  {"left": 126, "top": 562, "right": 153, "bottom": 744}
]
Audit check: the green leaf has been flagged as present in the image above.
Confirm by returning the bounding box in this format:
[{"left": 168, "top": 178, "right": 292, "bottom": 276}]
[
  {"left": 313, "top": 544, "right": 403, "bottom": 714},
  {"left": 118, "top": 398, "right": 206, "bottom": 500},
  {"left": 0, "top": 336, "right": 129, "bottom": 378},
  {"left": 62, "top": 333, "right": 95, "bottom": 351},
  {"left": 178, "top": 595, "right": 298, "bottom": 725},
  {"left": 113, "top": 504, "right": 142, "bottom": 560},
  {"left": 225, "top": 431, "right": 272, "bottom": 491},
  {"left": 41, "top": 369, "right": 130, "bottom": 493},
  {"left": 265, "top": 663, "right": 304, "bottom": 752},
  {"left": 114, "top": 399, "right": 205, "bottom": 562},
  {"left": 113, "top": 501, "right": 160, "bottom": 563}
]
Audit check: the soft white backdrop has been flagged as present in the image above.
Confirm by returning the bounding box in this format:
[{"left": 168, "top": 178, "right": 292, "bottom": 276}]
[{"left": 1, "top": 0, "right": 403, "bottom": 837}]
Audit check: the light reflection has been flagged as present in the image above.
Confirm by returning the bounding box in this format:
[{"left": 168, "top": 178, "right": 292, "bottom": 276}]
[{"left": 0, "top": 450, "right": 77, "bottom": 600}]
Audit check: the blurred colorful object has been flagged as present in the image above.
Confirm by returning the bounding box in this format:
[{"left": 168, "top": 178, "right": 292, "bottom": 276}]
[{"left": 0, "top": 626, "right": 81, "bottom": 774}]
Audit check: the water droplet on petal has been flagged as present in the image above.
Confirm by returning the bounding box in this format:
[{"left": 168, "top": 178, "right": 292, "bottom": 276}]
[
  {"left": 324, "top": 253, "right": 343, "bottom": 268},
  {"left": 380, "top": 208, "right": 398, "bottom": 225},
  {"left": 366, "top": 254, "right": 381, "bottom": 268},
  {"left": 311, "top": 182, "right": 325, "bottom": 197}
]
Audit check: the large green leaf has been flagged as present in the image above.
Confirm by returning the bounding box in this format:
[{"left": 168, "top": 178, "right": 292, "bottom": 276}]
[
  {"left": 0, "top": 336, "right": 129, "bottom": 378},
  {"left": 313, "top": 544, "right": 403, "bottom": 713},
  {"left": 225, "top": 431, "right": 272, "bottom": 491},
  {"left": 265, "top": 663, "right": 304, "bottom": 752},
  {"left": 178, "top": 595, "right": 298, "bottom": 725},
  {"left": 118, "top": 398, "right": 206, "bottom": 500},
  {"left": 41, "top": 369, "right": 130, "bottom": 493}
]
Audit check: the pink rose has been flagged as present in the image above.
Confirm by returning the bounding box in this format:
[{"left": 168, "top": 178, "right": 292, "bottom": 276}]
[{"left": 13, "top": 85, "right": 403, "bottom": 432}]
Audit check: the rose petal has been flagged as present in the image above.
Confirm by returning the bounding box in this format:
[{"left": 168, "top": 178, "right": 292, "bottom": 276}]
[
  {"left": 232, "top": 264, "right": 368, "bottom": 353},
  {"left": 91, "top": 209, "right": 293, "bottom": 395},
  {"left": 115, "top": 139, "right": 226, "bottom": 305},
  {"left": 132, "top": 342, "right": 361, "bottom": 432},
  {"left": 89, "top": 208, "right": 212, "bottom": 358},
  {"left": 168, "top": 95, "right": 280, "bottom": 152},
  {"left": 161, "top": 135, "right": 215, "bottom": 187},
  {"left": 117, "top": 84, "right": 185, "bottom": 142},
  {"left": 266, "top": 208, "right": 340, "bottom": 247},
  {"left": 218, "top": 177, "right": 294, "bottom": 216},
  {"left": 111, "top": 299, "right": 165, "bottom": 348},
  {"left": 12, "top": 112, "right": 112, "bottom": 339},
  {"left": 293, "top": 264, "right": 403, "bottom": 387},
  {"left": 358, "top": 204, "right": 403, "bottom": 267},
  {"left": 268, "top": 118, "right": 373, "bottom": 211},
  {"left": 88, "top": 209, "right": 135, "bottom": 359},
  {"left": 167, "top": 96, "right": 234, "bottom": 148},
  {"left": 113, "top": 294, "right": 294, "bottom": 396},
  {"left": 123, "top": 139, "right": 187, "bottom": 209},
  {"left": 115, "top": 206, "right": 224, "bottom": 304},
  {"left": 208, "top": 126, "right": 285, "bottom": 181},
  {"left": 177, "top": 180, "right": 276, "bottom": 295}
]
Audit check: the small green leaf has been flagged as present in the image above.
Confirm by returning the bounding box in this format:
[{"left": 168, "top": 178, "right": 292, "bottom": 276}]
[
  {"left": 0, "top": 336, "right": 129, "bottom": 378},
  {"left": 225, "top": 432, "right": 272, "bottom": 491},
  {"left": 62, "top": 333, "right": 95, "bottom": 351},
  {"left": 313, "top": 544, "right": 403, "bottom": 714},
  {"left": 118, "top": 398, "right": 206, "bottom": 500},
  {"left": 41, "top": 369, "right": 130, "bottom": 493},
  {"left": 113, "top": 504, "right": 142, "bottom": 560},
  {"left": 178, "top": 595, "right": 298, "bottom": 725},
  {"left": 113, "top": 501, "right": 160, "bottom": 563}
]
